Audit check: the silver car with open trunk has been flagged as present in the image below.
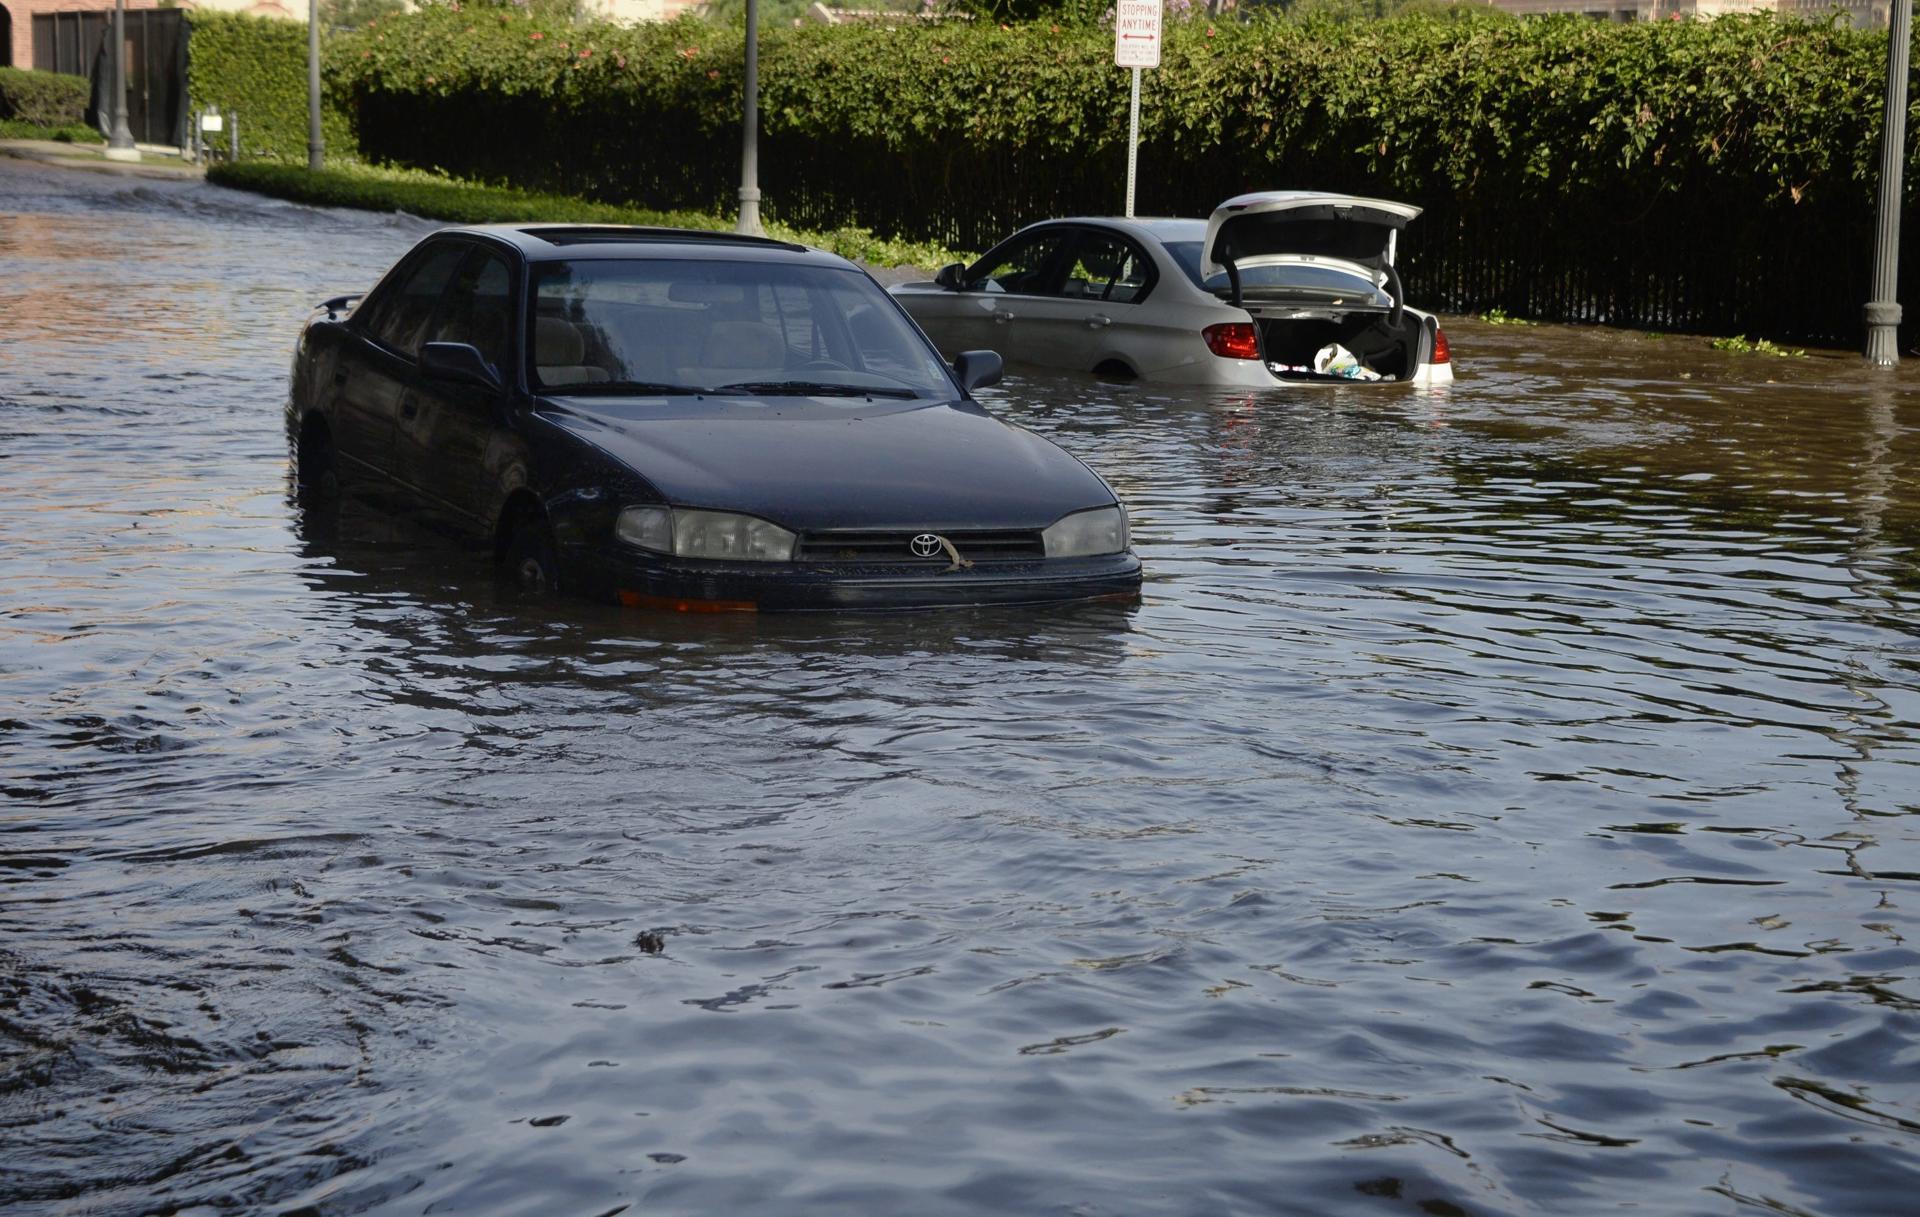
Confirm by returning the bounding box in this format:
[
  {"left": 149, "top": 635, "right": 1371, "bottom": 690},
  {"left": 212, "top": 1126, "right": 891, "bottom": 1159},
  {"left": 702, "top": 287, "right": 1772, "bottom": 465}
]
[{"left": 892, "top": 190, "right": 1453, "bottom": 388}]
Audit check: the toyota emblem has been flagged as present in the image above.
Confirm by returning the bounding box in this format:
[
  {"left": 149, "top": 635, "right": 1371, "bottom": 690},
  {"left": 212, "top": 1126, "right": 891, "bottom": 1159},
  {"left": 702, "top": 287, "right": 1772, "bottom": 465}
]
[{"left": 910, "top": 533, "right": 943, "bottom": 559}]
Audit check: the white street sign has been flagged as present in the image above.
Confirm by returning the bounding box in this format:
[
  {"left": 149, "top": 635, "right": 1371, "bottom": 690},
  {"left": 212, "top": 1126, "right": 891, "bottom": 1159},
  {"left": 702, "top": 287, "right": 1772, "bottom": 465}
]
[{"left": 1113, "top": 0, "right": 1161, "bottom": 71}]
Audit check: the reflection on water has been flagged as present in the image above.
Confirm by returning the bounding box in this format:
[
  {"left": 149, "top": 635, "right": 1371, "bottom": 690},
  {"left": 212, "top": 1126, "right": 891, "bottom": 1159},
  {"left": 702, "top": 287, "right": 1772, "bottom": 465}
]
[{"left": 2, "top": 158, "right": 1917, "bottom": 1217}]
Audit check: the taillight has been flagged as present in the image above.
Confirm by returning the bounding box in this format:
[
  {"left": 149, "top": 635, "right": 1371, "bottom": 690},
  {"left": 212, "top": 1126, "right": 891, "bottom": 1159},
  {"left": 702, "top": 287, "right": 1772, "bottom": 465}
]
[
  {"left": 1431, "top": 327, "right": 1451, "bottom": 364},
  {"left": 1203, "top": 322, "right": 1261, "bottom": 360}
]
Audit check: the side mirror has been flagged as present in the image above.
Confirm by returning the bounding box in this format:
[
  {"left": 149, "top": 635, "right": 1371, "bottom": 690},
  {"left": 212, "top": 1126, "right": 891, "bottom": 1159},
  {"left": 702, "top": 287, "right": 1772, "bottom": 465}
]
[
  {"left": 934, "top": 262, "right": 966, "bottom": 291},
  {"left": 420, "top": 341, "right": 503, "bottom": 390},
  {"left": 952, "top": 349, "right": 1002, "bottom": 393}
]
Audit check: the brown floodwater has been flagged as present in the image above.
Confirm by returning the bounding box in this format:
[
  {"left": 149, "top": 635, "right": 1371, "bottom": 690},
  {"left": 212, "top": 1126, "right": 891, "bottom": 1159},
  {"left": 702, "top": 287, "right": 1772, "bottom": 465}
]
[{"left": 1, "top": 156, "right": 1917, "bottom": 1217}]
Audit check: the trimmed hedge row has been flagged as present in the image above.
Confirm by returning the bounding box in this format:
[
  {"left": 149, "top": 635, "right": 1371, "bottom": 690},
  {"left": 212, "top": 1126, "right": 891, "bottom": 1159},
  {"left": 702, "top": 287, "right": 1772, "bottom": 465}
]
[
  {"left": 325, "top": 12, "right": 1898, "bottom": 229},
  {"left": 0, "top": 67, "right": 92, "bottom": 128},
  {"left": 187, "top": 13, "right": 355, "bottom": 162},
  {"left": 179, "top": 9, "right": 1918, "bottom": 339},
  {"left": 319, "top": 11, "right": 1914, "bottom": 341}
]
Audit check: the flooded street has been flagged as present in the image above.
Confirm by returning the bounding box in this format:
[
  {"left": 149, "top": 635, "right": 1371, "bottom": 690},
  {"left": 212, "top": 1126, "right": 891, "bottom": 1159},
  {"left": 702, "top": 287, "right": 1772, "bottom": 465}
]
[{"left": 2, "top": 157, "right": 1917, "bottom": 1216}]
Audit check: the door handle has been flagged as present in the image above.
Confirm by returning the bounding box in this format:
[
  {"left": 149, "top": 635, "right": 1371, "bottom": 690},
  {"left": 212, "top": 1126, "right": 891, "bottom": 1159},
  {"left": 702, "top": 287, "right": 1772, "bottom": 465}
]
[
  {"left": 991, "top": 310, "right": 1013, "bottom": 324},
  {"left": 1086, "top": 314, "right": 1112, "bottom": 329}
]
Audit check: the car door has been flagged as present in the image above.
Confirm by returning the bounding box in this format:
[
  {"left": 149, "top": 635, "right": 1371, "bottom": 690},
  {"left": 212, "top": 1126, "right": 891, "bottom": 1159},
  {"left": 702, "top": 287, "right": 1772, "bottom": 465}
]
[
  {"left": 335, "top": 240, "right": 470, "bottom": 484},
  {"left": 393, "top": 244, "right": 518, "bottom": 532},
  {"left": 950, "top": 227, "right": 1075, "bottom": 365},
  {"left": 1007, "top": 227, "right": 1161, "bottom": 373}
]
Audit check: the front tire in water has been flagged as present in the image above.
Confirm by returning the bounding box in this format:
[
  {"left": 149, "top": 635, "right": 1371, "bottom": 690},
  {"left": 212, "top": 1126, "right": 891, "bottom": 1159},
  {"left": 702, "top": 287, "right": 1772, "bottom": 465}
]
[{"left": 504, "top": 515, "right": 561, "bottom": 596}]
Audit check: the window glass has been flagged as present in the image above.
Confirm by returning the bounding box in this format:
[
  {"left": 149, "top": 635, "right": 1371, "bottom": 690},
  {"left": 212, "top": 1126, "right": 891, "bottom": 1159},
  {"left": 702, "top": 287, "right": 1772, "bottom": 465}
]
[
  {"left": 423, "top": 248, "right": 514, "bottom": 373},
  {"left": 966, "top": 232, "right": 1069, "bottom": 296},
  {"left": 1163, "top": 240, "right": 1389, "bottom": 304},
  {"left": 362, "top": 242, "right": 469, "bottom": 358},
  {"left": 1062, "top": 233, "right": 1154, "bottom": 304},
  {"left": 527, "top": 258, "right": 952, "bottom": 397}
]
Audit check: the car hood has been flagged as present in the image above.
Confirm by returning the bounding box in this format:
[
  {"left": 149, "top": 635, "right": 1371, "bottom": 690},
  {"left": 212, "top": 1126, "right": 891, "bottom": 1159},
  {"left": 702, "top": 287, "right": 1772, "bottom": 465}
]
[
  {"left": 542, "top": 396, "right": 1116, "bottom": 532},
  {"left": 1202, "top": 191, "right": 1421, "bottom": 279}
]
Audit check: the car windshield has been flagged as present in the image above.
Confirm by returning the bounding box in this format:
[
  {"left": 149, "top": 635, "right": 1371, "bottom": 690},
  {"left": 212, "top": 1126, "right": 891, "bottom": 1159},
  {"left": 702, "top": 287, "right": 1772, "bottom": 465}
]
[
  {"left": 528, "top": 258, "right": 955, "bottom": 398},
  {"left": 1163, "top": 241, "right": 1391, "bottom": 306}
]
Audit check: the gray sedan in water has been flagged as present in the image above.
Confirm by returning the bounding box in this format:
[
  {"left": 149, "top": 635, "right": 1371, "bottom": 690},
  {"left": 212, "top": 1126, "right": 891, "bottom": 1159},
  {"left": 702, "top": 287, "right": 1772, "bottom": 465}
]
[{"left": 891, "top": 191, "right": 1454, "bottom": 388}]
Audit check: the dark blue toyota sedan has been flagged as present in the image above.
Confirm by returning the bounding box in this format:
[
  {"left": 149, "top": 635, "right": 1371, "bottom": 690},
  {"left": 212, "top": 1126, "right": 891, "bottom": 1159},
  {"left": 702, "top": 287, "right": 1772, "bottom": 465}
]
[{"left": 287, "top": 225, "right": 1141, "bottom": 612}]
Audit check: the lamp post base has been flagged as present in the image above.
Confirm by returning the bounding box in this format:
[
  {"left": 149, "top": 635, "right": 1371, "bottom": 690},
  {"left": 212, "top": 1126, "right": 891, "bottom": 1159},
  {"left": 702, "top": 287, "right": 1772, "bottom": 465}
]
[
  {"left": 736, "top": 187, "right": 764, "bottom": 238},
  {"left": 103, "top": 145, "right": 140, "bottom": 163},
  {"left": 1865, "top": 300, "right": 1902, "bottom": 368}
]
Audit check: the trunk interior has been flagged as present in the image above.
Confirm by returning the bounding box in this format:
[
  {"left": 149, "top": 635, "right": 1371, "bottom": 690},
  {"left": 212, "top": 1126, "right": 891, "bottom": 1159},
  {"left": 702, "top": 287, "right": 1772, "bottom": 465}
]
[{"left": 1253, "top": 312, "right": 1421, "bottom": 382}]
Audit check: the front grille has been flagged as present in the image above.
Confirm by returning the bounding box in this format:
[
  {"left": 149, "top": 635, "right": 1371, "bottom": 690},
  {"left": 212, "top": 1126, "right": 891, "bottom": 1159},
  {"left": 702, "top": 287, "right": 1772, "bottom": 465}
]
[{"left": 796, "top": 529, "right": 1045, "bottom": 563}]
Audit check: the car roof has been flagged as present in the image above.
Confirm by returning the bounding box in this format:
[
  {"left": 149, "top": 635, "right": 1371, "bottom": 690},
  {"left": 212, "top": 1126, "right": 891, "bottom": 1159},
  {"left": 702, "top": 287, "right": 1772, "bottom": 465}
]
[
  {"left": 1013, "top": 216, "right": 1207, "bottom": 243},
  {"left": 445, "top": 223, "right": 852, "bottom": 268}
]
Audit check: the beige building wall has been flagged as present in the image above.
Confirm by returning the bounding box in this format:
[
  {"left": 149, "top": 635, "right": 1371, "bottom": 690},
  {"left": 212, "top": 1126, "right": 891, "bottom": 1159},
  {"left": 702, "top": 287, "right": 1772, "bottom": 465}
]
[
  {"left": 1491, "top": 0, "right": 1888, "bottom": 23},
  {"left": 1774, "top": 0, "right": 1889, "bottom": 27}
]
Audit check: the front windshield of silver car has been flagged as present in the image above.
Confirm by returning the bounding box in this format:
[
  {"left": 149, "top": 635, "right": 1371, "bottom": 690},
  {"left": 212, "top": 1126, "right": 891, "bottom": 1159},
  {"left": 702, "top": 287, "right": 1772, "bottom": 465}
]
[{"left": 529, "top": 258, "right": 955, "bottom": 398}]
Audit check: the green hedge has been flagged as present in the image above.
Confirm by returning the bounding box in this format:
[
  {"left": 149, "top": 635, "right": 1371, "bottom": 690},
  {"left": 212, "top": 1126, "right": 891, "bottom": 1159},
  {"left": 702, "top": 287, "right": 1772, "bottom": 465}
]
[
  {"left": 0, "top": 118, "right": 105, "bottom": 144},
  {"left": 187, "top": 13, "right": 356, "bottom": 162},
  {"left": 325, "top": 12, "right": 1897, "bottom": 221},
  {"left": 0, "top": 67, "right": 92, "bottom": 128},
  {"left": 315, "top": 10, "right": 1911, "bottom": 340}
]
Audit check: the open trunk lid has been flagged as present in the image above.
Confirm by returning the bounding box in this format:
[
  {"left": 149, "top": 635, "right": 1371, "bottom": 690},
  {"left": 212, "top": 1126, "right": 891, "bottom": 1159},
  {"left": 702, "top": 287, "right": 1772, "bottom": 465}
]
[{"left": 1201, "top": 192, "right": 1421, "bottom": 308}]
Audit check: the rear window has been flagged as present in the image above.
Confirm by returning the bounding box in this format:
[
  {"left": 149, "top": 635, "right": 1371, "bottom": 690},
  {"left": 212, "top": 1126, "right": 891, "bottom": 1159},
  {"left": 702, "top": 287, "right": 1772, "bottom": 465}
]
[{"left": 1164, "top": 241, "right": 1390, "bottom": 305}]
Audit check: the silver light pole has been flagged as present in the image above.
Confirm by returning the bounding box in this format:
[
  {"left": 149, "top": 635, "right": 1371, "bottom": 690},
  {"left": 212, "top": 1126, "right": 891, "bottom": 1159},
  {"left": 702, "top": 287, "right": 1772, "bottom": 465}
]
[
  {"left": 1865, "top": 0, "right": 1912, "bottom": 366},
  {"left": 307, "top": 0, "right": 324, "bottom": 170},
  {"left": 736, "top": 0, "right": 764, "bottom": 236},
  {"left": 104, "top": 0, "right": 138, "bottom": 162}
]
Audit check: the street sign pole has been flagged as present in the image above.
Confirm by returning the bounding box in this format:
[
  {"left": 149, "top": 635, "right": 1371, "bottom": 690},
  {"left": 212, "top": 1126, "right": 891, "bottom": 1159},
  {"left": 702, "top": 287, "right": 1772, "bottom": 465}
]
[
  {"left": 1126, "top": 66, "right": 1140, "bottom": 218},
  {"left": 1113, "top": 0, "right": 1160, "bottom": 218}
]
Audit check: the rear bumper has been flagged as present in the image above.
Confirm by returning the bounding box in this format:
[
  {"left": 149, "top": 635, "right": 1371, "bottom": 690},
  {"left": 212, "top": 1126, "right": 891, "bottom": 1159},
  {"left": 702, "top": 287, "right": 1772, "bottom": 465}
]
[{"left": 571, "top": 546, "right": 1144, "bottom": 612}]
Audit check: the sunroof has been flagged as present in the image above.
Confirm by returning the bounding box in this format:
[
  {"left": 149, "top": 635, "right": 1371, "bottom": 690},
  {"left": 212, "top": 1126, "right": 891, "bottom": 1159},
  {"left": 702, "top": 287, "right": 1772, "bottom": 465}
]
[{"left": 521, "top": 225, "right": 805, "bottom": 252}]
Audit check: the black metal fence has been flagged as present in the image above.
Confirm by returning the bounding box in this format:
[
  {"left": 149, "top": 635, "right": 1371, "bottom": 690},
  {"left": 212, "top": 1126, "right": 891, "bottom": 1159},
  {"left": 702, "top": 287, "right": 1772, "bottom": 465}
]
[
  {"left": 31, "top": 8, "right": 185, "bottom": 148},
  {"left": 351, "top": 73, "right": 1906, "bottom": 350}
]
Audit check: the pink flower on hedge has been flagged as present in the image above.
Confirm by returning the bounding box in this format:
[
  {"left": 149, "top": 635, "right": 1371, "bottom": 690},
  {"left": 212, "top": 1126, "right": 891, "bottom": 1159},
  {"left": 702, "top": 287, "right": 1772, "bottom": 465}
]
[
  {"left": 578, "top": 49, "right": 591, "bottom": 59},
  {"left": 529, "top": 31, "right": 544, "bottom": 40},
  {"left": 1206, "top": 26, "right": 1215, "bottom": 36},
  {"left": 707, "top": 69, "right": 720, "bottom": 79}
]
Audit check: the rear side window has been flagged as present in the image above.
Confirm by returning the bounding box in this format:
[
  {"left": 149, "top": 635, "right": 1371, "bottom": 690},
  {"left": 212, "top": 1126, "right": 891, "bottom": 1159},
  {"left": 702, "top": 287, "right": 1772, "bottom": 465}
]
[
  {"left": 359, "top": 242, "right": 469, "bottom": 358},
  {"left": 1062, "top": 232, "right": 1155, "bottom": 304}
]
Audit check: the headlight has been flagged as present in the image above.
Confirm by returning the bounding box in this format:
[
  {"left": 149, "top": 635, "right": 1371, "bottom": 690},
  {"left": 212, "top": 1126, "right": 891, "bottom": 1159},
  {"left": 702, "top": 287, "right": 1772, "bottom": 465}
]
[
  {"left": 1043, "top": 504, "right": 1129, "bottom": 558},
  {"left": 616, "top": 506, "right": 796, "bottom": 562}
]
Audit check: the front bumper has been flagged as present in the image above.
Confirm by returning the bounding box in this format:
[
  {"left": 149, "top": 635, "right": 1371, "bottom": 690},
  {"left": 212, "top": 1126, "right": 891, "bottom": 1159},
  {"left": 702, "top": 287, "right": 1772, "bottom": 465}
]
[{"left": 570, "top": 545, "right": 1144, "bottom": 612}]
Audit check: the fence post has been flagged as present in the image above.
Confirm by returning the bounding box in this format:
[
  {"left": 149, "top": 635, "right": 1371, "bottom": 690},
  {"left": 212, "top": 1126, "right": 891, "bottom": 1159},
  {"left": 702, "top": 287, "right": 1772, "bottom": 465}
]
[{"left": 228, "top": 109, "right": 238, "bottom": 162}]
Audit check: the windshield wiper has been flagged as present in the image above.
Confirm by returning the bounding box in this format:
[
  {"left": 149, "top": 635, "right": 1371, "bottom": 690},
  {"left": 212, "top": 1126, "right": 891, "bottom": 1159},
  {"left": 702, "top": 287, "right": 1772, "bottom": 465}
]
[
  {"left": 708, "top": 380, "right": 920, "bottom": 399},
  {"left": 548, "top": 379, "right": 708, "bottom": 395}
]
